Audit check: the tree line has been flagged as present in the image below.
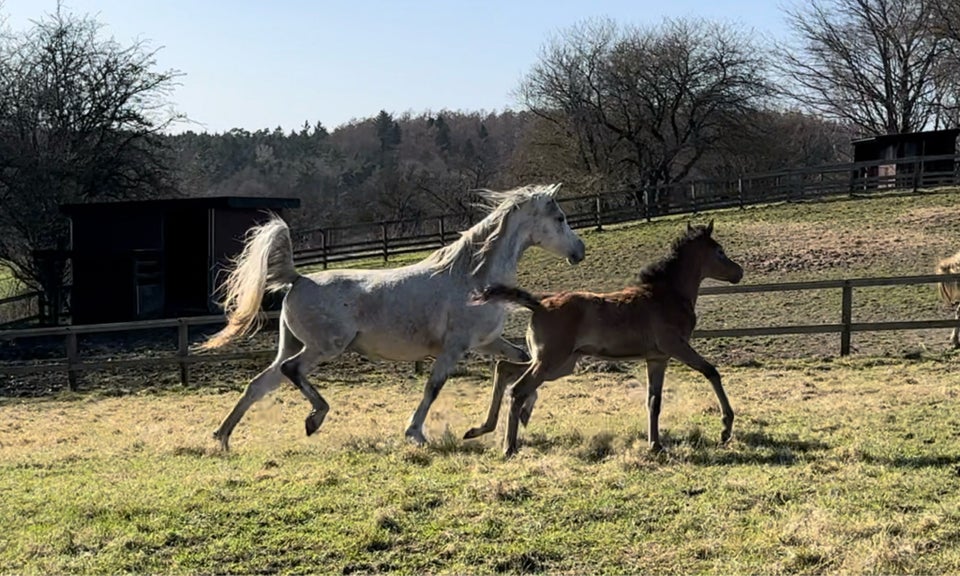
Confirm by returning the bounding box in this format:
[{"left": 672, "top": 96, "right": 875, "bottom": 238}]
[{"left": 1, "top": 0, "right": 960, "bottom": 302}]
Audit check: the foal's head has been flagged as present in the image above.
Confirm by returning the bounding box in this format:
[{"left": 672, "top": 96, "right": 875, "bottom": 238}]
[{"left": 687, "top": 220, "right": 743, "bottom": 284}]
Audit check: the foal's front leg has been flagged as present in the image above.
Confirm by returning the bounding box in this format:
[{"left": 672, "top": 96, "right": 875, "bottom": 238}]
[
  {"left": 662, "top": 338, "right": 734, "bottom": 445},
  {"left": 463, "top": 359, "right": 529, "bottom": 440},
  {"left": 645, "top": 359, "right": 668, "bottom": 452}
]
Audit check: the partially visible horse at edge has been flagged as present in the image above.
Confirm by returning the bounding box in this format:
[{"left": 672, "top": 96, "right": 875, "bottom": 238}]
[
  {"left": 936, "top": 250, "right": 960, "bottom": 348},
  {"left": 466, "top": 220, "right": 743, "bottom": 456},
  {"left": 197, "top": 183, "right": 586, "bottom": 450}
]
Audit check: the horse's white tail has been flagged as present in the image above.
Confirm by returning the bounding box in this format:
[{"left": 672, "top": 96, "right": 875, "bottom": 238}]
[{"left": 198, "top": 213, "right": 300, "bottom": 351}]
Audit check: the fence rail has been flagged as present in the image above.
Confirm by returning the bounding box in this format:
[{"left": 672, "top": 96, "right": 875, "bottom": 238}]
[
  {"left": 290, "top": 153, "right": 960, "bottom": 269},
  {"left": 3, "top": 273, "right": 960, "bottom": 391}
]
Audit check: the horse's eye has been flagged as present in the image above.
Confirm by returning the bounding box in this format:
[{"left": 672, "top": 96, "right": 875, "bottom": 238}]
[{"left": 556, "top": 215, "right": 565, "bottom": 223}]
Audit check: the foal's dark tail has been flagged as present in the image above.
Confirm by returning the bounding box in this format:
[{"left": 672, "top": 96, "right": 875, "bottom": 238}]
[{"left": 472, "top": 284, "right": 545, "bottom": 313}]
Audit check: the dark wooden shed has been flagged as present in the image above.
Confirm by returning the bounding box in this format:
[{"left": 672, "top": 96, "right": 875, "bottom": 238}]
[
  {"left": 852, "top": 128, "right": 959, "bottom": 188},
  {"left": 60, "top": 196, "right": 300, "bottom": 325}
]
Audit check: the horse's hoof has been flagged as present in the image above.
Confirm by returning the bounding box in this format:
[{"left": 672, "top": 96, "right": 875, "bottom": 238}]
[
  {"left": 649, "top": 442, "right": 665, "bottom": 454},
  {"left": 503, "top": 445, "right": 518, "bottom": 458},
  {"left": 405, "top": 427, "right": 427, "bottom": 446},
  {"left": 305, "top": 410, "right": 327, "bottom": 437},
  {"left": 463, "top": 427, "right": 486, "bottom": 440}
]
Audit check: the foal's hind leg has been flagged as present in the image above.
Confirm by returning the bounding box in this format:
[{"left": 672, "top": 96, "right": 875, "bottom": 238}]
[
  {"left": 463, "top": 359, "right": 528, "bottom": 440},
  {"left": 214, "top": 320, "right": 302, "bottom": 451}
]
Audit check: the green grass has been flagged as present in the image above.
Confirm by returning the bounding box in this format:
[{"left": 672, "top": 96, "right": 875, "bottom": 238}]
[
  {"left": 5, "top": 188, "right": 960, "bottom": 574},
  {"left": 2, "top": 357, "right": 960, "bottom": 574}
]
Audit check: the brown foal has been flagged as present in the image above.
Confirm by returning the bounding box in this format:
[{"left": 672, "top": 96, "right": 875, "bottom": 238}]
[{"left": 466, "top": 220, "right": 744, "bottom": 456}]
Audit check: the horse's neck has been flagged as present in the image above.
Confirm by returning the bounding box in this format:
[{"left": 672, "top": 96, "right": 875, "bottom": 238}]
[{"left": 475, "top": 219, "right": 528, "bottom": 287}]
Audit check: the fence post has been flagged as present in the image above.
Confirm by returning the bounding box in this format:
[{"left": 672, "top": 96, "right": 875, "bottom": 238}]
[
  {"left": 690, "top": 182, "right": 698, "bottom": 214},
  {"left": 65, "top": 330, "right": 78, "bottom": 391},
  {"left": 840, "top": 281, "right": 852, "bottom": 356},
  {"left": 438, "top": 215, "right": 446, "bottom": 245},
  {"left": 737, "top": 178, "right": 744, "bottom": 210},
  {"left": 643, "top": 188, "right": 651, "bottom": 221},
  {"left": 913, "top": 159, "right": 920, "bottom": 192},
  {"left": 381, "top": 224, "right": 389, "bottom": 262},
  {"left": 320, "top": 230, "right": 328, "bottom": 270},
  {"left": 594, "top": 194, "right": 603, "bottom": 231},
  {"left": 178, "top": 319, "right": 191, "bottom": 386}
]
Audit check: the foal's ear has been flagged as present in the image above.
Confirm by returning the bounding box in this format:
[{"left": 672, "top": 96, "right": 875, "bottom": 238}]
[{"left": 706, "top": 219, "right": 714, "bottom": 235}]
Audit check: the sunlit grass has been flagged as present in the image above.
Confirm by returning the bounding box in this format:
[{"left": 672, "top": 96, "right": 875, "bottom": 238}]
[{"left": 2, "top": 357, "right": 960, "bottom": 573}]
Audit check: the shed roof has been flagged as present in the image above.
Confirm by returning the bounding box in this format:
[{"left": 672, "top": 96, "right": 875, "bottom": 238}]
[
  {"left": 851, "top": 128, "right": 960, "bottom": 147},
  {"left": 60, "top": 195, "right": 300, "bottom": 216}
]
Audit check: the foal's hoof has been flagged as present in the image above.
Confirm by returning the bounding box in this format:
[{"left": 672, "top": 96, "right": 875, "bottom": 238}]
[
  {"left": 213, "top": 429, "right": 230, "bottom": 452},
  {"left": 519, "top": 407, "right": 533, "bottom": 427},
  {"left": 404, "top": 427, "right": 428, "bottom": 446},
  {"left": 462, "top": 426, "right": 487, "bottom": 440},
  {"left": 305, "top": 410, "right": 327, "bottom": 437}
]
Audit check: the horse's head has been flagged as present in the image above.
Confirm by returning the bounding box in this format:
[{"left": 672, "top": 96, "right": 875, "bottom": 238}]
[
  {"left": 690, "top": 220, "right": 743, "bottom": 284},
  {"left": 520, "top": 183, "right": 585, "bottom": 265}
]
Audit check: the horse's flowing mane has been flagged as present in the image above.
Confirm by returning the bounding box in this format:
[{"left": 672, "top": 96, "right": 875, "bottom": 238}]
[
  {"left": 424, "top": 184, "right": 559, "bottom": 276},
  {"left": 636, "top": 224, "right": 712, "bottom": 285}
]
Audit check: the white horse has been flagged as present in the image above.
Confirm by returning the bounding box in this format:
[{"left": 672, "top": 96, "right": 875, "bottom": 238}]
[{"left": 198, "top": 183, "right": 586, "bottom": 450}]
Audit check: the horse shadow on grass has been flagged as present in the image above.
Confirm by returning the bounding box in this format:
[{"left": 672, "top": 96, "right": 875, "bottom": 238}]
[{"left": 657, "top": 428, "right": 833, "bottom": 467}]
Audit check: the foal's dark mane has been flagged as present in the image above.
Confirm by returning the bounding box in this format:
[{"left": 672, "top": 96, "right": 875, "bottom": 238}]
[{"left": 636, "top": 225, "right": 712, "bottom": 285}]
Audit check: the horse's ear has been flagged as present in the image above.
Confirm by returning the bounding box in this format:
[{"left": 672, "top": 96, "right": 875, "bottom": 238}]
[{"left": 706, "top": 220, "right": 714, "bottom": 235}]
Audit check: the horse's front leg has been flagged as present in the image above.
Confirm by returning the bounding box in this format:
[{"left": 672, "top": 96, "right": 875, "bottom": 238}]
[
  {"left": 405, "top": 342, "right": 468, "bottom": 445},
  {"left": 476, "top": 336, "right": 531, "bottom": 363}
]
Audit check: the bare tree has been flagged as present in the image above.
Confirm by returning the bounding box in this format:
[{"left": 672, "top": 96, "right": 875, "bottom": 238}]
[
  {"left": 0, "top": 4, "right": 183, "bottom": 304},
  {"left": 518, "top": 18, "right": 773, "bottom": 194},
  {"left": 778, "top": 0, "right": 956, "bottom": 135}
]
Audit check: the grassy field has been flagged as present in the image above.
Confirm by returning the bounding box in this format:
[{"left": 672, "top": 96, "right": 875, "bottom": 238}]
[{"left": 4, "top": 188, "right": 960, "bottom": 574}]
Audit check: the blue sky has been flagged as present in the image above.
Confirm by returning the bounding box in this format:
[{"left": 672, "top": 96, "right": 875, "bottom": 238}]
[{"left": 2, "top": 0, "right": 793, "bottom": 134}]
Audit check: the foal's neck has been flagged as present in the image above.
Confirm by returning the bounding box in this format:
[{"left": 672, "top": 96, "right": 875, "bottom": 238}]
[{"left": 669, "top": 256, "right": 707, "bottom": 309}]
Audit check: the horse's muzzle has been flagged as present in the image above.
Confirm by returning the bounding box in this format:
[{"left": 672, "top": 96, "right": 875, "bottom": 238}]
[{"left": 567, "top": 241, "right": 586, "bottom": 265}]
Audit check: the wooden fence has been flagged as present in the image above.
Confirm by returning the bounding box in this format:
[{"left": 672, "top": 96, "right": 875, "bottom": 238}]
[
  {"left": 2, "top": 273, "right": 959, "bottom": 392},
  {"left": 291, "top": 153, "right": 960, "bottom": 268},
  {"left": 1, "top": 153, "right": 957, "bottom": 325}
]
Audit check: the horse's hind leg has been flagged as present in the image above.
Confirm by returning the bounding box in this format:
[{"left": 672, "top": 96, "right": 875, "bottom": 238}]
[
  {"left": 951, "top": 303, "right": 960, "bottom": 348},
  {"left": 279, "top": 346, "right": 338, "bottom": 437},
  {"left": 214, "top": 320, "right": 302, "bottom": 451},
  {"left": 463, "top": 359, "right": 528, "bottom": 440}
]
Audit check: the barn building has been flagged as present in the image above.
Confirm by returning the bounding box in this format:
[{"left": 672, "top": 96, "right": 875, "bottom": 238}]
[
  {"left": 60, "top": 196, "right": 299, "bottom": 325},
  {"left": 852, "top": 128, "right": 959, "bottom": 189}
]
